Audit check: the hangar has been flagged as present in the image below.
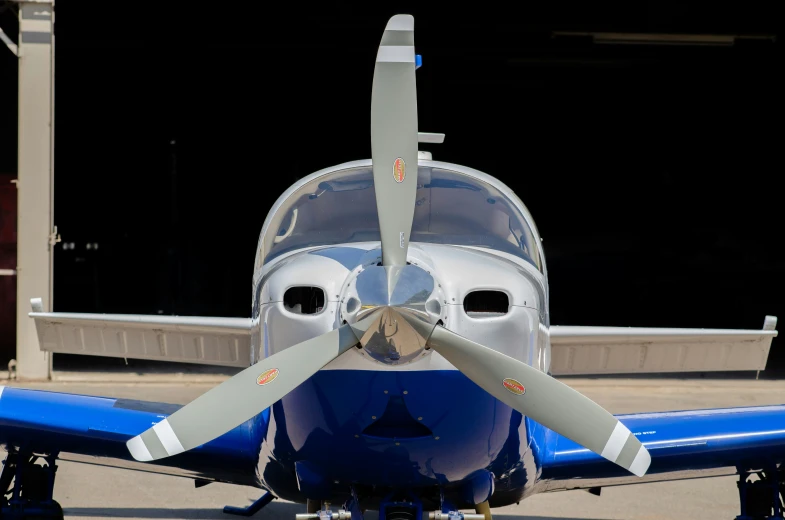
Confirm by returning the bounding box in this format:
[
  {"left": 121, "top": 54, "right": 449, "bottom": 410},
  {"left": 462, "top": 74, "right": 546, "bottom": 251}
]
[{"left": 0, "top": 3, "right": 780, "bottom": 379}]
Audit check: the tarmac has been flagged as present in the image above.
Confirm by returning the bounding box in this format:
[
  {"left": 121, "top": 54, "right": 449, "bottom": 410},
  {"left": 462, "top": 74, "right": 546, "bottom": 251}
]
[{"left": 6, "top": 375, "right": 785, "bottom": 520}]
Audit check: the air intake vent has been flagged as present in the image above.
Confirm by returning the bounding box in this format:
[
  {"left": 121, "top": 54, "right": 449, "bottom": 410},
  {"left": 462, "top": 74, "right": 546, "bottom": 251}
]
[
  {"left": 463, "top": 290, "right": 509, "bottom": 317},
  {"left": 283, "top": 286, "right": 325, "bottom": 315}
]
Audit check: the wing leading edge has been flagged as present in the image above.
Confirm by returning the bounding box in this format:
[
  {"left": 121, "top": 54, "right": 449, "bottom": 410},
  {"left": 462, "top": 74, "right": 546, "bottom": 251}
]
[
  {"left": 538, "top": 404, "right": 785, "bottom": 492},
  {"left": 0, "top": 386, "right": 266, "bottom": 486}
]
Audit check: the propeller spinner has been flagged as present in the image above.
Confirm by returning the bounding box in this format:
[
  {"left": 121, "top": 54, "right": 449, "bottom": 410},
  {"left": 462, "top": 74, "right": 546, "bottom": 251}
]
[{"left": 340, "top": 264, "right": 444, "bottom": 365}]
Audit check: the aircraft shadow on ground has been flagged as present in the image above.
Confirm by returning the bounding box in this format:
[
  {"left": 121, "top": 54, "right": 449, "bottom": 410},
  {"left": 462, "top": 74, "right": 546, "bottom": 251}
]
[
  {"left": 496, "top": 516, "right": 606, "bottom": 520},
  {"left": 63, "top": 500, "right": 302, "bottom": 520},
  {"left": 63, "top": 503, "right": 607, "bottom": 520}
]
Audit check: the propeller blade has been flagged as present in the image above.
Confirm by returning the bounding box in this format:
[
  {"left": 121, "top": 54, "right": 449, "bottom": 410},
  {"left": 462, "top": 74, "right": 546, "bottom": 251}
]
[
  {"left": 126, "top": 323, "right": 361, "bottom": 461},
  {"left": 371, "top": 14, "right": 419, "bottom": 267},
  {"left": 427, "top": 326, "right": 651, "bottom": 477}
]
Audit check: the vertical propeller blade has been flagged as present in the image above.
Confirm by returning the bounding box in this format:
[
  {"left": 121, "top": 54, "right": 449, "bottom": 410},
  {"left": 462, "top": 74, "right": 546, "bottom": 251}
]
[
  {"left": 428, "top": 326, "right": 652, "bottom": 477},
  {"left": 371, "top": 14, "right": 419, "bottom": 267}
]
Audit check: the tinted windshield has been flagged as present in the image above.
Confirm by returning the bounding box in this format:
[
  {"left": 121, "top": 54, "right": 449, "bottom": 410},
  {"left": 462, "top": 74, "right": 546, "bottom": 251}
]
[{"left": 258, "top": 165, "right": 541, "bottom": 271}]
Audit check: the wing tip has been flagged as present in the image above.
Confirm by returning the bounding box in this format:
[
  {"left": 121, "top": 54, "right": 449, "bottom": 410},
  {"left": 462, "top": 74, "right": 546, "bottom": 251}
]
[
  {"left": 126, "top": 435, "right": 154, "bottom": 462},
  {"left": 629, "top": 445, "right": 651, "bottom": 477}
]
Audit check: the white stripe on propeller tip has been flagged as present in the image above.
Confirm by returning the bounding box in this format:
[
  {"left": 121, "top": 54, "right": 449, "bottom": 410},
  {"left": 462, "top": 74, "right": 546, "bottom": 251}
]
[
  {"left": 127, "top": 418, "right": 185, "bottom": 461},
  {"left": 377, "top": 46, "right": 415, "bottom": 63},
  {"left": 599, "top": 421, "right": 650, "bottom": 475},
  {"left": 601, "top": 421, "right": 631, "bottom": 462},
  {"left": 630, "top": 445, "right": 652, "bottom": 477},
  {"left": 153, "top": 418, "right": 185, "bottom": 456},
  {"left": 126, "top": 435, "right": 153, "bottom": 462}
]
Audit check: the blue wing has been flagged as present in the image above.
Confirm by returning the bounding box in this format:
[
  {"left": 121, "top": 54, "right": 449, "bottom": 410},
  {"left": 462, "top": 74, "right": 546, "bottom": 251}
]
[
  {"left": 539, "top": 404, "right": 785, "bottom": 491},
  {"left": 0, "top": 386, "right": 268, "bottom": 487},
  {"left": 4, "top": 386, "right": 785, "bottom": 493}
]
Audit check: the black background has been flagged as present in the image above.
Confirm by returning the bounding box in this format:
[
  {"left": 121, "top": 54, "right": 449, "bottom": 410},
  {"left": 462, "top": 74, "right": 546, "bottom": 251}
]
[{"left": 1, "top": 2, "right": 783, "bottom": 371}]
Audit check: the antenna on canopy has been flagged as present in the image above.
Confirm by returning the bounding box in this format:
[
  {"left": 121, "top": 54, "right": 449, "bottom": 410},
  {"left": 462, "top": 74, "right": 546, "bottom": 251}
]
[
  {"left": 414, "top": 54, "right": 445, "bottom": 155},
  {"left": 417, "top": 133, "right": 444, "bottom": 160},
  {"left": 418, "top": 133, "right": 445, "bottom": 144}
]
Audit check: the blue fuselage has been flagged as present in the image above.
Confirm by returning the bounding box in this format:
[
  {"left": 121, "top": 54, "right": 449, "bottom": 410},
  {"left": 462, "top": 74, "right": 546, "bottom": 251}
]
[{"left": 257, "top": 369, "right": 544, "bottom": 508}]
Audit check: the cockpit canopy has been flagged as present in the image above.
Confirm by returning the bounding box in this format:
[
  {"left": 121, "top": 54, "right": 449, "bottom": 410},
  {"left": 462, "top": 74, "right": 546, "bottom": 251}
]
[{"left": 255, "top": 161, "right": 543, "bottom": 271}]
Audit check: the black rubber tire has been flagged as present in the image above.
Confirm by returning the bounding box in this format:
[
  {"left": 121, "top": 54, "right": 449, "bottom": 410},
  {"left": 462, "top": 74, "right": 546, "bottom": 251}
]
[{"left": 19, "top": 500, "right": 64, "bottom": 520}]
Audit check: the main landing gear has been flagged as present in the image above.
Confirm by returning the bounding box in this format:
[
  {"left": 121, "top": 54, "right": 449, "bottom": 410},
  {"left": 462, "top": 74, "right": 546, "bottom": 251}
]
[
  {"left": 287, "top": 494, "right": 493, "bottom": 520},
  {"left": 0, "top": 449, "right": 64, "bottom": 520},
  {"left": 374, "top": 492, "right": 490, "bottom": 520},
  {"left": 736, "top": 469, "right": 785, "bottom": 520}
]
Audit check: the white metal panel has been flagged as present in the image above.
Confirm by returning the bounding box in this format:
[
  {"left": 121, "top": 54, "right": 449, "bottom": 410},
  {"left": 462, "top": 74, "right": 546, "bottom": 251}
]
[
  {"left": 422, "top": 244, "right": 542, "bottom": 310},
  {"left": 262, "top": 251, "right": 352, "bottom": 305},
  {"left": 16, "top": 0, "right": 55, "bottom": 380},
  {"left": 29, "top": 312, "right": 252, "bottom": 367},
  {"left": 260, "top": 301, "right": 339, "bottom": 358},
  {"left": 549, "top": 322, "right": 778, "bottom": 375},
  {"left": 445, "top": 304, "right": 541, "bottom": 366}
]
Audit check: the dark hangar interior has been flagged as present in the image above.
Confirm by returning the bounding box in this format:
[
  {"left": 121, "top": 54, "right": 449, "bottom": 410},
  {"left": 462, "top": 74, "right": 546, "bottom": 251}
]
[{"left": 0, "top": 2, "right": 781, "bottom": 373}]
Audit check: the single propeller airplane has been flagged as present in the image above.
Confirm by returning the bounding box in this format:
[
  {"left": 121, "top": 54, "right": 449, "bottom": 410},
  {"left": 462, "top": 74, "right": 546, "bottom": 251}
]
[{"left": 1, "top": 13, "right": 783, "bottom": 520}]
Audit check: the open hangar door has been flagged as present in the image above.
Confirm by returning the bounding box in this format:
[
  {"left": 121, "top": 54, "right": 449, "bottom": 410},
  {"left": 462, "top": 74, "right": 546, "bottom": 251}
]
[
  {"left": 15, "top": 3, "right": 780, "bottom": 376},
  {"left": 0, "top": 174, "right": 16, "bottom": 368},
  {"left": 0, "top": 1, "right": 17, "bottom": 369}
]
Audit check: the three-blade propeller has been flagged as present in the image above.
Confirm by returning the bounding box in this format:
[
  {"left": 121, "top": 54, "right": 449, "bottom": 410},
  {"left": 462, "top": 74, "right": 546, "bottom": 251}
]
[{"left": 126, "top": 14, "right": 650, "bottom": 478}]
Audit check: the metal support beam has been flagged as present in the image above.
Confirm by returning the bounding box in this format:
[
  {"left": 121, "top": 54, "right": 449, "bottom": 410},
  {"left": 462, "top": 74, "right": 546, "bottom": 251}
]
[{"left": 15, "top": 0, "right": 54, "bottom": 380}]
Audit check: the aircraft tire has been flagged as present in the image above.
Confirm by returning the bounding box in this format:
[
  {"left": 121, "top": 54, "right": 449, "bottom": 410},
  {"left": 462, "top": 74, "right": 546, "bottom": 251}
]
[{"left": 18, "top": 500, "right": 64, "bottom": 520}]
